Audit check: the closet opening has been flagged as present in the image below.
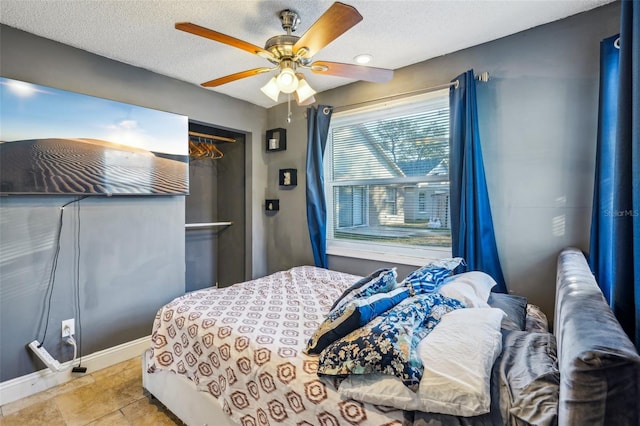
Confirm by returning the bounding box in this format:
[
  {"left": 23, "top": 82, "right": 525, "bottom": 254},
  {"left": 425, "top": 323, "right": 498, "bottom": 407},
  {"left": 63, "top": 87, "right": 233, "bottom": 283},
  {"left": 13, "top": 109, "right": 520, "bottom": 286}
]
[{"left": 185, "top": 120, "right": 246, "bottom": 291}]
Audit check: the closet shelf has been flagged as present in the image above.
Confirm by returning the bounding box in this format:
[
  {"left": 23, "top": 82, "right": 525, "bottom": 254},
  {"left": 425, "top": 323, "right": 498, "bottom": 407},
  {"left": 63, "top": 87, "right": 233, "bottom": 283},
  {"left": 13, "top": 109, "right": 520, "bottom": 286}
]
[{"left": 185, "top": 222, "right": 233, "bottom": 229}]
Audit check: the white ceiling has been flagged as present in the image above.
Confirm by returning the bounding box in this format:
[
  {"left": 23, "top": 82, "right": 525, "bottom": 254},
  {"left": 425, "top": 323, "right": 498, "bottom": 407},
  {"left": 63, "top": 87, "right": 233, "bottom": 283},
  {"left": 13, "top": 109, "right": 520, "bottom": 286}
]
[{"left": 0, "top": 0, "right": 613, "bottom": 108}]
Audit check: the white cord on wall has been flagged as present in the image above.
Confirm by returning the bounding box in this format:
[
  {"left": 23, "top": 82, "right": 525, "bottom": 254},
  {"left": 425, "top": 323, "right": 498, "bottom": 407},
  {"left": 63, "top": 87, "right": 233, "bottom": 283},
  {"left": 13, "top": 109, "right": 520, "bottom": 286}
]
[{"left": 57, "top": 327, "right": 78, "bottom": 372}]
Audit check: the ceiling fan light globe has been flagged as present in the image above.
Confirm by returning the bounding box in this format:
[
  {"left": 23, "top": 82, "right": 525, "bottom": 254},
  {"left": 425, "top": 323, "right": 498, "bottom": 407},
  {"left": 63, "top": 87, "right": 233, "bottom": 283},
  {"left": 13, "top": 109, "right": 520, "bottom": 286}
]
[
  {"left": 260, "top": 77, "right": 280, "bottom": 102},
  {"left": 276, "top": 68, "right": 299, "bottom": 93},
  {"left": 295, "top": 93, "right": 316, "bottom": 106},
  {"left": 295, "top": 77, "right": 316, "bottom": 103}
]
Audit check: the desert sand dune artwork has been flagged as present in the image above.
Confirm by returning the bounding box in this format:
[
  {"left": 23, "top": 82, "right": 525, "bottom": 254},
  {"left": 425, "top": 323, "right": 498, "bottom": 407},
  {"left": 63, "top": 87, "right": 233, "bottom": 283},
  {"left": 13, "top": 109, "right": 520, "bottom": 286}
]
[
  {"left": 0, "top": 77, "right": 189, "bottom": 195},
  {"left": 0, "top": 138, "right": 187, "bottom": 194}
]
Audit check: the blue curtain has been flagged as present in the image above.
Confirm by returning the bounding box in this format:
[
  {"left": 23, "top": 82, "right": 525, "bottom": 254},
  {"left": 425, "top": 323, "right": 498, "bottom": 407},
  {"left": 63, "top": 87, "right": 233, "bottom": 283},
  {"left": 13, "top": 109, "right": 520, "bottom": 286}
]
[
  {"left": 589, "top": 35, "right": 621, "bottom": 304},
  {"left": 590, "top": 0, "right": 639, "bottom": 349},
  {"left": 306, "top": 105, "right": 333, "bottom": 268},
  {"left": 449, "top": 70, "right": 507, "bottom": 293}
]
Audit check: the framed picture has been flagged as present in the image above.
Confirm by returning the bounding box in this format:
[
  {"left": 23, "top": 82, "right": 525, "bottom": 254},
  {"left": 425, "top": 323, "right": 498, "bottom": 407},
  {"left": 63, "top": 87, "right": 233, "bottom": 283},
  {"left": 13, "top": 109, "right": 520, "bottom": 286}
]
[
  {"left": 279, "top": 169, "right": 297, "bottom": 187},
  {"left": 266, "top": 128, "right": 286, "bottom": 152},
  {"left": 0, "top": 77, "right": 189, "bottom": 195}
]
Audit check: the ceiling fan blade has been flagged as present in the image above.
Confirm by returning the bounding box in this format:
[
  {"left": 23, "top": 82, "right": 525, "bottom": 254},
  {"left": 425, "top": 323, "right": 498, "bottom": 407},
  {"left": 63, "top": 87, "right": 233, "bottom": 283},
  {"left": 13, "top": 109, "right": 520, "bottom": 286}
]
[
  {"left": 310, "top": 61, "right": 393, "bottom": 83},
  {"left": 202, "top": 68, "right": 273, "bottom": 87},
  {"left": 176, "top": 22, "right": 274, "bottom": 60},
  {"left": 293, "top": 2, "right": 363, "bottom": 58}
]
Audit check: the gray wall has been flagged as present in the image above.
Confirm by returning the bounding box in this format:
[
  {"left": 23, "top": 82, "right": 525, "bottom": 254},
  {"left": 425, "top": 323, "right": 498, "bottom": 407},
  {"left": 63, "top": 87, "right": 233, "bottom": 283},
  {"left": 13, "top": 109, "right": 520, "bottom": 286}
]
[
  {"left": 186, "top": 154, "right": 220, "bottom": 292},
  {"left": 217, "top": 135, "right": 248, "bottom": 287},
  {"left": 265, "top": 2, "right": 621, "bottom": 322},
  {"left": 0, "top": 25, "right": 268, "bottom": 381},
  {"left": 0, "top": 196, "right": 184, "bottom": 381}
]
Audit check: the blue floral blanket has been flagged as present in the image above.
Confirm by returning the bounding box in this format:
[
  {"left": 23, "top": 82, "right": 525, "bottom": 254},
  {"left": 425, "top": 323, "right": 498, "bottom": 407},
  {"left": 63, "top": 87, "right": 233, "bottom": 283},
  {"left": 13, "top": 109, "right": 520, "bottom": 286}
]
[{"left": 317, "top": 293, "right": 465, "bottom": 390}]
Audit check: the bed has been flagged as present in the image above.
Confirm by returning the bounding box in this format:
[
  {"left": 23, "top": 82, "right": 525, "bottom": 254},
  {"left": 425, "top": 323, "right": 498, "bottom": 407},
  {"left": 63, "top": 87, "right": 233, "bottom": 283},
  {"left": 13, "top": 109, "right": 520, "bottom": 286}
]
[{"left": 142, "top": 248, "right": 640, "bottom": 425}]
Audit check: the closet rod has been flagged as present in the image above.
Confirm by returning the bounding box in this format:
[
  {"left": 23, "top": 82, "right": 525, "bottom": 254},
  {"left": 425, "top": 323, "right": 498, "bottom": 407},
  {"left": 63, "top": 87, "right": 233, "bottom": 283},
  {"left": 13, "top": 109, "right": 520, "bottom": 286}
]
[
  {"left": 188, "top": 131, "right": 236, "bottom": 143},
  {"left": 185, "top": 222, "right": 233, "bottom": 229}
]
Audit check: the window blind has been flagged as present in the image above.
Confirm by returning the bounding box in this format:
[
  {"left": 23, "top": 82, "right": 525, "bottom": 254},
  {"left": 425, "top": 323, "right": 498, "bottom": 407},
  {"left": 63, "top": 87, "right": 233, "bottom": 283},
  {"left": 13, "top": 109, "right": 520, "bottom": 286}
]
[{"left": 326, "top": 93, "right": 451, "bottom": 251}]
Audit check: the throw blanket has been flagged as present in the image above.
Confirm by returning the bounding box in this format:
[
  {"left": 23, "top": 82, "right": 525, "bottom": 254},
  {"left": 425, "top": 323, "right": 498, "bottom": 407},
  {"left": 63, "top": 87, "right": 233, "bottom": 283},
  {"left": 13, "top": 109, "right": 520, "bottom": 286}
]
[{"left": 317, "top": 293, "right": 465, "bottom": 390}]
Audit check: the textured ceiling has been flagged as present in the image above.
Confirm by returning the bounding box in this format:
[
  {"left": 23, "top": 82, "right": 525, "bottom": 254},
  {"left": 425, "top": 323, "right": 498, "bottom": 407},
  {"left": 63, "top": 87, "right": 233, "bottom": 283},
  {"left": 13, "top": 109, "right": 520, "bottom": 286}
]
[{"left": 0, "top": 0, "right": 613, "bottom": 108}]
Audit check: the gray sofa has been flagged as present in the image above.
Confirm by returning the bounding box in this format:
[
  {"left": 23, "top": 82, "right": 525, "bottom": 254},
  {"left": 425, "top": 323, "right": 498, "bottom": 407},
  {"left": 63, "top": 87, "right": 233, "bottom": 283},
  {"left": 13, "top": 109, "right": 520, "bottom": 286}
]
[{"left": 554, "top": 247, "right": 640, "bottom": 426}]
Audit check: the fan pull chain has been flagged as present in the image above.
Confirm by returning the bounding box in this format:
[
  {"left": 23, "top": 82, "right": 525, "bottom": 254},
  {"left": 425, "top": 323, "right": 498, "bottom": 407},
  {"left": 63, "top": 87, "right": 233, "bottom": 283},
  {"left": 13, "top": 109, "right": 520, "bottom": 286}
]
[{"left": 287, "top": 94, "right": 292, "bottom": 124}]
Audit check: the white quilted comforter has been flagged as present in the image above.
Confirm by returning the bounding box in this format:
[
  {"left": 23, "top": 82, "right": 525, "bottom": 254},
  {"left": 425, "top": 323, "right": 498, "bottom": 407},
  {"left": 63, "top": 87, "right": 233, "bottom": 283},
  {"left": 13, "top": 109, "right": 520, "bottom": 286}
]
[{"left": 148, "top": 266, "right": 407, "bottom": 426}]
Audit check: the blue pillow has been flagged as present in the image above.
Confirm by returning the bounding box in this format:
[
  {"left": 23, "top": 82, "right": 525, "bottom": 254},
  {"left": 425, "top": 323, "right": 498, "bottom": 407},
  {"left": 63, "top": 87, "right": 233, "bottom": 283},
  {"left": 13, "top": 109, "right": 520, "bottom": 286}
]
[
  {"left": 305, "top": 286, "right": 409, "bottom": 355},
  {"left": 487, "top": 292, "right": 528, "bottom": 330},
  {"left": 330, "top": 268, "right": 397, "bottom": 312},
  {"left": 317, "top": 293, "right": 465, "bottom": 390},
  {"left": 402, "top": 258, "right": 464, "bottom": 294}
]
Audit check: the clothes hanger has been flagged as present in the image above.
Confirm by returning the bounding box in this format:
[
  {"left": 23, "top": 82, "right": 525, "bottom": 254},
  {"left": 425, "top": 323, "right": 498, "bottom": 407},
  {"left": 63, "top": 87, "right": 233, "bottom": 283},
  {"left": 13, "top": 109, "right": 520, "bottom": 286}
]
[{"left": 188, "top": 137, "right": 224, "bottom": 160}]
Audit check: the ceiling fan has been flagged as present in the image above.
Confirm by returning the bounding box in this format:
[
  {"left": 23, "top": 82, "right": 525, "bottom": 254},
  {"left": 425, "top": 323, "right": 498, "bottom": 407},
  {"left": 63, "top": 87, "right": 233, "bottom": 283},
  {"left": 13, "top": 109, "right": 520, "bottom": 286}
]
[{"left": 175, "top": 2, "right": 394, "bottom": 106}]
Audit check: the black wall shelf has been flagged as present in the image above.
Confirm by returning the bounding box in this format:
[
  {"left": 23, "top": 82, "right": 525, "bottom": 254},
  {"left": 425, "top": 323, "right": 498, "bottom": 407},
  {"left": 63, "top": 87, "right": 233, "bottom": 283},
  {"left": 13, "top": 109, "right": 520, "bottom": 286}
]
[
  {"left": 266, "top": 128, "right": 287, "bottom": 152},
  {"left": 265, "top": 199, "right": 280, "bottom": 212},
  {"left": 279, "top": 169, "right": 297, "bottom": 187}
]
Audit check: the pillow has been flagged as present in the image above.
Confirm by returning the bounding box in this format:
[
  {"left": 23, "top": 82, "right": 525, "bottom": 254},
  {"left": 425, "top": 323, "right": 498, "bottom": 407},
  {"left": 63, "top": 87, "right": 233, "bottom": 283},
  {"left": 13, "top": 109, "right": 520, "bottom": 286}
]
[
  {"left": 416, "top": 307, "right": 505, "bottom": 416},
  {"left": 402, "top": 257, "right": 464, "bottom": 294},
  {"left": 437, "top": 271, "right": 497, "bottom": 308},
  {"left": 438, "top": 280, "right": 489, "bottom": 308},
  {"left": 441, "top": 271, "right": 497, "bottom": 302},
  {"left": 487, "top": 292, "right": 528, "bottom": 330},
  {"left": 339, "top": 373, "right": 418, "bottom": 410},
  {"left": 318, "top": 294, "right": 465, "bottom": 390},
  {"left": 338, "top": 307, "right": 505, "bottom": 417},
  {"left": 330, "top": 268, "right": 397, "bottom": 311},
  {"left": 305, "top": 286, "right": 409, "bottom": 354}
]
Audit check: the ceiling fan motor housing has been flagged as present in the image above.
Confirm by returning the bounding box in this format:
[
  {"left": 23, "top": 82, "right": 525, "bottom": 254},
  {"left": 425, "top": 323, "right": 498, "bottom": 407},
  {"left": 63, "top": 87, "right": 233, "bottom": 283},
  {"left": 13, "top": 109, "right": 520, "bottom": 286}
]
[{"left": 264, "top": 34, "right": 299, "bottom": 60}]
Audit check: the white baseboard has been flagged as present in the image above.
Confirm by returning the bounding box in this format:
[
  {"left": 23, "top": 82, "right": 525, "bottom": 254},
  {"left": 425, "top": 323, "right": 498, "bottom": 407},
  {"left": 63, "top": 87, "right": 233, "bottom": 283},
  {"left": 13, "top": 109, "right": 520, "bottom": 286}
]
[{"left": 0, "top": 335, "right": 151, "bottom": 406}]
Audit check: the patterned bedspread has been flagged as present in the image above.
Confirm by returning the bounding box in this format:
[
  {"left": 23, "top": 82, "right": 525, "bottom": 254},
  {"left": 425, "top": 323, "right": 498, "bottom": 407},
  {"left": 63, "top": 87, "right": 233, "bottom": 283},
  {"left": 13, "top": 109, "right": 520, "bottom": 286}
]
[{"left": 148, "top": 266, "right": 408, "bottom": 426}]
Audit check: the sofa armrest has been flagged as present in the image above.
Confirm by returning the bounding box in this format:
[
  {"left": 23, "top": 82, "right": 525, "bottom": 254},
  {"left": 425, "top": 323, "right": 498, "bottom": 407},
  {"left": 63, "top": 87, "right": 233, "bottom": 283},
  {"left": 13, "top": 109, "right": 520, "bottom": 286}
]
[{"left": 555, "top": 247, "right": 640, "bottom": 426}]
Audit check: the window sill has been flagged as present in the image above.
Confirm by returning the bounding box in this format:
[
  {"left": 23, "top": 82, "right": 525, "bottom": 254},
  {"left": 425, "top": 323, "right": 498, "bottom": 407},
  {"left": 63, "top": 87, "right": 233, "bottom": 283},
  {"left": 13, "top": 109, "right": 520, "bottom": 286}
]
[{"left": 327, "top": 241, "right": 452, "bottom": 267}]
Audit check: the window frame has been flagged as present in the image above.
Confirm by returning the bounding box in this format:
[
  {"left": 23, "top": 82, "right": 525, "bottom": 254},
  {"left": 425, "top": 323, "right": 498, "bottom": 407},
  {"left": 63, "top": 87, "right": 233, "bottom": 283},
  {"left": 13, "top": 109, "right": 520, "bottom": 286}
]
[{"left": 324, "top": 89, "right": 452, "bottom": 266}]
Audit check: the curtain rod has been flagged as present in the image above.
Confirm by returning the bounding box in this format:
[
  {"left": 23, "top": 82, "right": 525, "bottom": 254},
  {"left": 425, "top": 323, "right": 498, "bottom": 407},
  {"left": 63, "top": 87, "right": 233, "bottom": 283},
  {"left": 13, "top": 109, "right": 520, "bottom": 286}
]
[{"left": 333, "top": 71, "right": 489, "bottom": 113}]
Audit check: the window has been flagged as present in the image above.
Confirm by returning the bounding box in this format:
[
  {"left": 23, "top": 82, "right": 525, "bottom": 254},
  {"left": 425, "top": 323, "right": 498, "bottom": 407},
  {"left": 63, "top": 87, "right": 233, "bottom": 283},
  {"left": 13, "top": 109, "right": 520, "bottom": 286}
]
[
  {"left": 325, "top": 90, "right": 451, "bottom": 265},
  {"left": 418, "top": 193, "right": 426, "bottom": 212},
  {"left": 385, "top": 187, "right": 398, "bottom": 215}
]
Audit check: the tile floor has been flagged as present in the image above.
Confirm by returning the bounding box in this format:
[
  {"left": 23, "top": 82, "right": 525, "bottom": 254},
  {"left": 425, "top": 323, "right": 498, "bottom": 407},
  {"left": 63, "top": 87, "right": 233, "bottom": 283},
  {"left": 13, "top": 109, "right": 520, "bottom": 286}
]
[{"left": 0, "top": 357, "right": 183, "bottom": 426}]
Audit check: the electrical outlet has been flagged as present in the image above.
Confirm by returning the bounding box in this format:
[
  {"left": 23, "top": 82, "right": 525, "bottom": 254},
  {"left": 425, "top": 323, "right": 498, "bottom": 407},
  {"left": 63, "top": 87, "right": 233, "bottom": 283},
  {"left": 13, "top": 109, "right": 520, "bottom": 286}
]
[{"left": 62, "top": 318, "right": 75, "bottom": 338}]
